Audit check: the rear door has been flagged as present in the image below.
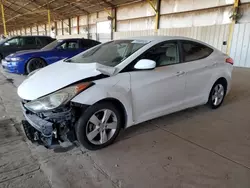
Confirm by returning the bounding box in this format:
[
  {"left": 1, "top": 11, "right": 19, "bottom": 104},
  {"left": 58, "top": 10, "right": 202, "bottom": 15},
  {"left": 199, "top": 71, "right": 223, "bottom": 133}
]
[
  {"left": 179, "top": 40, "right": 215, "bottom": 107},
  {"left": 21, "top": 37, "right": 37, "bottom": 50}
]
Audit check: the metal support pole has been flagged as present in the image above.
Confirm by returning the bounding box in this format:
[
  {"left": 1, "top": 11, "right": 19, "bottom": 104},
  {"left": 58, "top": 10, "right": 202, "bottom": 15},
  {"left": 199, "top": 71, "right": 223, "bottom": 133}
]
[
  {"left": 47, "top": 9, "right": 51, "bottom": 35},
  {"left": 146, "top": 0, "right": 160, "bottom": 31},
  {"left": 54, "top": 21, "right": 58, "bottom": 36},
  {"left": 111, "top": 8, "right": 117, "bottom": 40},
  {"left": 227, "top": 0, "right": 240, "bottom": 54},
  {"left": 155, "top": 0, "right": 161, "bottom": 30},
  {"left": 45, "top": 24, "right": 47, "bottom": 35},
  {"left": 87, "top": 14, "right": 90, "bottom": 39},
  {"left": 61, "top": 20, "right": 64, "bottom": 35},
  {"left": 1, "top": 3, "right": 7, "bottom": 36},
  {"left": 77, "top": 16, "right": 80, "bottom": 34},
  {"left": 68, "top": 18, "right": 71, "bottom": 35}
]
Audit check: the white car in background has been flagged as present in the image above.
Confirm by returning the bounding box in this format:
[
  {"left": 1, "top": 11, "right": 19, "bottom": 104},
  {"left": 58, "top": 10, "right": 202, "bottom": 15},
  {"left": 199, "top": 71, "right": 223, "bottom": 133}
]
[{"left": 18, "top": 36, "right": 234, "bottom": 150}]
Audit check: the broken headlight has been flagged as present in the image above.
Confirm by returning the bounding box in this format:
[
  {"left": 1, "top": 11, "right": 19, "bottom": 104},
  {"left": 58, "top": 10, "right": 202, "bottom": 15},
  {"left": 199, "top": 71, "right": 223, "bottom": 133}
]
[{"left": 24, "top": 82, "right": 93, "bottom": 112}]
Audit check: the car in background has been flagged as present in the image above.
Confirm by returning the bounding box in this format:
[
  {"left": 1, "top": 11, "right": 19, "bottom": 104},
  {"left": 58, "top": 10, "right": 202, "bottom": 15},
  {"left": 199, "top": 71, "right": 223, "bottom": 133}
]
[
  {"left": 0, "top": 36, "right": 54, "bottom": 60},
  {"left": 17, "top": 36, "right": 233, "bottom": 150},
  {"left": 2, "top": 38, "right": 100, "bottom": 74}
]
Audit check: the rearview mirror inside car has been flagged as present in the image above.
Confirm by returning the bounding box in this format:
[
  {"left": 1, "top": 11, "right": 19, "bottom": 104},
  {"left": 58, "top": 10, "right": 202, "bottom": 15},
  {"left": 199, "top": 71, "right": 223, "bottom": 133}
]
[{"left": 134, "top": 59, "right": 156, "bottom": 70}]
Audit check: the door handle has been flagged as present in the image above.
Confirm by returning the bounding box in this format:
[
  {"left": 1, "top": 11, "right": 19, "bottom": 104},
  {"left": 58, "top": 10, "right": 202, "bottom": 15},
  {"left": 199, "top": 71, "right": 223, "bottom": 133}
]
[{"left": 176, "top": 71, "right": 185, "bottom": 76}]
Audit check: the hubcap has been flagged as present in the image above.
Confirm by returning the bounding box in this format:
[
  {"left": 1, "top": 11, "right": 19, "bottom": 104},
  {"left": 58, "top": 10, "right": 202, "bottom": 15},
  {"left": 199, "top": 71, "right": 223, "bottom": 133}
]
[
  {"left": 212, "top": 84, "right": 224, "bottom": 106},
  {"left": 86, "top": 109, "right": 117, "bottom": 145}
]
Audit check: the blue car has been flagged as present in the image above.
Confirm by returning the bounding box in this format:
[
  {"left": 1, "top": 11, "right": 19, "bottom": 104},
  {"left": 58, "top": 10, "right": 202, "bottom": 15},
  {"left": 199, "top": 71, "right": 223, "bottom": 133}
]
[{"left": 2, "top": 38, "right": 100, "bottom": 74}]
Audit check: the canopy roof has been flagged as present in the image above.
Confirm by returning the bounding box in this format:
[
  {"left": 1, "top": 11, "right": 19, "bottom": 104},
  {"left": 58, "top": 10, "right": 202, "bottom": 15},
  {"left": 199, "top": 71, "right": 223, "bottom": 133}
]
[{"left": 1, "top": 0, "right": 136, "bottom": 32}]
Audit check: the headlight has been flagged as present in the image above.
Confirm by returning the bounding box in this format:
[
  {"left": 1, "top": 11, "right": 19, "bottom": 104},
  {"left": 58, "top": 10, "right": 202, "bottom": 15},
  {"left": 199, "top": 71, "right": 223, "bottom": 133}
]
[
  {"left": 10, "top": 57, "right": 22, "bottom": 61},
  {"left": 24, "top": 82, "right": 93, "bottom": 112}
]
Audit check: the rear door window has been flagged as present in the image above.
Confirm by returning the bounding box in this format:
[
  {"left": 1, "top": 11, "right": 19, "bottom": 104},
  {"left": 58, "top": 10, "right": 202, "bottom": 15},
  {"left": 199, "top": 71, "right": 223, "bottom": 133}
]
[
  {"left": 181, "top": 41, "right": 213, "bottom": 62},
  {"left": 35, "top": 37, "right": 43, "bottom": 46},
  {"left": 22, "top": 37, "right": 36, "bottom": 46}
]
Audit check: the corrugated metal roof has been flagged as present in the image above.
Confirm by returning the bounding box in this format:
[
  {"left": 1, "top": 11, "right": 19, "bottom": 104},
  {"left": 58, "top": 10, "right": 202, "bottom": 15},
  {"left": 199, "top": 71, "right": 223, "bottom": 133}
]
[{"left": 0, "top": 0, "right": 137, "bottom": 32}]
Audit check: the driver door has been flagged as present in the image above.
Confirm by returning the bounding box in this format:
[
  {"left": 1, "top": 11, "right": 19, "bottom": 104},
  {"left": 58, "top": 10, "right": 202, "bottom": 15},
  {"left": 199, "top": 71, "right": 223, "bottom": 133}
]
[{"left": 129, "top": 41, "right": 187, "bottom": 124}]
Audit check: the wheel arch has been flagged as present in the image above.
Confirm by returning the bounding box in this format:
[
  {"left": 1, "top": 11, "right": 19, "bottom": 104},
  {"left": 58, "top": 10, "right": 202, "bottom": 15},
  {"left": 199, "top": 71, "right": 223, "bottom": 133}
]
[
  {"left": 216, "top": 77, "right": 228, "bottom": 91},
  {"left": 207, "top": 77, "right": 228, "bottom": 102},
  {"left": 25, "top": 57, "right": 48, "bottom": 74},
  {"left": 92, "top": 98, "right": 128, "bottom": 129}
]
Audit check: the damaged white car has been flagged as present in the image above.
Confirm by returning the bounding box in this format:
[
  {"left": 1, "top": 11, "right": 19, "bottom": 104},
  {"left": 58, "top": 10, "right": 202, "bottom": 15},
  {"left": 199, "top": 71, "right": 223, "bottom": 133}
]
[{"left": 18, "top": 36, "right": 233, "bottom": 150}]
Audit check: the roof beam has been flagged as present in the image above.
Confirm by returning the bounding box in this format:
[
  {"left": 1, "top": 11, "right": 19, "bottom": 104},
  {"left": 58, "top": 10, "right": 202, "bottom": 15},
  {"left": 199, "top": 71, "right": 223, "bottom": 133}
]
[
  {"left": 101, "top": 0, "right": 115, "bottom": 8},
  {"left": 64, "top": 0, "right": 90, "bottom": 14},
  {"left": 31, "top": 0, "right": 65, "bottom": 19}
]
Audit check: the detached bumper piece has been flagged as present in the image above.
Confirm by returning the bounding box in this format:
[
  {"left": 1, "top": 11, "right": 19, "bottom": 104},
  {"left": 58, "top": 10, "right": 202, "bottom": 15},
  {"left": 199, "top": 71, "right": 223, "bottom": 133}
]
[{"left": 21, "top": 102, "right": 76, "bottom": 148}]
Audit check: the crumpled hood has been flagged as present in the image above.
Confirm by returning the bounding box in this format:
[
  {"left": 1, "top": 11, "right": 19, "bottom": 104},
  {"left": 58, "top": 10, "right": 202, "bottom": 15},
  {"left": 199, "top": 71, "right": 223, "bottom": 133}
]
[{"left": 17, "top": 60, "right": 101, "bottom": 100}]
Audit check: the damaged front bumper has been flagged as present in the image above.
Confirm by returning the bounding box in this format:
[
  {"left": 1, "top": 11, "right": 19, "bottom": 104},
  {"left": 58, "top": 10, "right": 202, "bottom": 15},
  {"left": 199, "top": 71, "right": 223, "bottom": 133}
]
[{"left": 21, "top": 102, "right": 77, "bottom": 148}]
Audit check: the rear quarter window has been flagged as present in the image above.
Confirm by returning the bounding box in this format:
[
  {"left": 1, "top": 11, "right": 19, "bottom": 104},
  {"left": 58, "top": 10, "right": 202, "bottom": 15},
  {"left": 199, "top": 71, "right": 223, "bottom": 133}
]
[
  {"left": 82, "top": 39, "right": 101, "bottom": 48},
  {"left": 182, "top": 41, "right": 213, "bottom": 62},
  {"left": 38, "top": 37, "right": 55, "bottom": 46}
]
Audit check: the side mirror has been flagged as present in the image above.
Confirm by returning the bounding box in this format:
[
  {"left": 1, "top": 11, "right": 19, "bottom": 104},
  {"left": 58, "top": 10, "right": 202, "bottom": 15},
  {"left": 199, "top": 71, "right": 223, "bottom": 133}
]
[
  {"left": 134, "top": 59, "right": 156, "bottom": 70},
  {"left": 4, "top": 42, "right": 10, "bottom": 46}
]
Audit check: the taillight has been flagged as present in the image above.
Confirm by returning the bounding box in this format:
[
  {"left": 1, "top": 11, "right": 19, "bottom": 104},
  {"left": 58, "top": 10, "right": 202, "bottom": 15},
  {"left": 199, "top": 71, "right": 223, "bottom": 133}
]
[{"left": 226, "top": 57, "right": 234, "bottom": 65}]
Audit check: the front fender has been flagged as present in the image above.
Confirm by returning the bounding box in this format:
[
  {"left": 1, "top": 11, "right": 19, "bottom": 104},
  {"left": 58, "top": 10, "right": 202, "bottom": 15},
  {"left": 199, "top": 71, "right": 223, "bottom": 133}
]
[{"left": 71, "top": 73, "right": 134, "bottom": 128}]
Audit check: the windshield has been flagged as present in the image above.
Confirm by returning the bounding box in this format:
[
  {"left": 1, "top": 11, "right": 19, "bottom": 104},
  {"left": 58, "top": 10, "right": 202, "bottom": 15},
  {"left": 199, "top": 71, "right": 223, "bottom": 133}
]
[
  {"left": 42, "top": 40, "right": 61, "bottom": 50},
  {"left": 68, "top": 40, "right": 149, "bottom": 67},
  {"left": 0, "top": 38, "right": 7, "bottom": 45}
]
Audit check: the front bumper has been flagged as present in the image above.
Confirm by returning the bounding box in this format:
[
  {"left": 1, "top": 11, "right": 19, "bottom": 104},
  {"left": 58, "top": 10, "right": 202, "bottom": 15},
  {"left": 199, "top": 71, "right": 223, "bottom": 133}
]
[
  {"left": 21, "top": 102, "right": 76, "bottom": 148},
  {"left": 2, "top": 59, "right": 24, "bottom": 74}
]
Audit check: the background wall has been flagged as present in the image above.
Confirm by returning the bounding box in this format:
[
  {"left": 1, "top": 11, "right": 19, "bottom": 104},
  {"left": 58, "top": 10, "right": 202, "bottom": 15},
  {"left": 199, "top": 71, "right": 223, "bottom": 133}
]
[{"left": 8, "top": 0, "right": 250, "bottom": 67}]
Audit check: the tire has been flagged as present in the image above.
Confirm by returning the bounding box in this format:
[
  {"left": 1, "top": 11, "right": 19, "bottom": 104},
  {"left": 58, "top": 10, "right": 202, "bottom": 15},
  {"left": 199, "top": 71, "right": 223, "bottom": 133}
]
[
  {"left": 26, "top": 58, "right": 46, "bottom": 74},
  {"left": 75, "top": 102, "right": 122, "bottom": 150},
  {"left": 208, "top": 81, "right": 226, "bottom": 109}
]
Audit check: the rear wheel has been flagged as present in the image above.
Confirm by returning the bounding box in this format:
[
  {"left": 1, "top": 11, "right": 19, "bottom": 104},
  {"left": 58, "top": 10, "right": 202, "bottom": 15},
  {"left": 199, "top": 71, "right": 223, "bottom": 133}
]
[
  {"left": 26, "top": 58, "right": 46, "bottom": 74},
  {"left": 208, "top": 81, "right": 226, "bottom": 109},
  {"left": 75, "top": 102, "right": 122, "bottom": 150}
]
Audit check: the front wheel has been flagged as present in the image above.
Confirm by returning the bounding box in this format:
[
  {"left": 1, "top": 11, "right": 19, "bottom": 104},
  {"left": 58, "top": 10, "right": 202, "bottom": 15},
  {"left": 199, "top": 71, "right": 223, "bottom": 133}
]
[
  {"left": 75, "top": 102, "right": 122, "bottom": 150},
  {"left": 26, "top": 58, "right": 46, "bottom": 74},
  {"left": 208, "top": 81, "right": 226, "bottom": 109}
]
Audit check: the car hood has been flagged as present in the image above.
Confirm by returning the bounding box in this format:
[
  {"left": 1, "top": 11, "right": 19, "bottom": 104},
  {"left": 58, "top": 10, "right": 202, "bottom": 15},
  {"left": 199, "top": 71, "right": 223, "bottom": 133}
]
[
  {"left": 13, "top": 49, "right": 42, "bottom": 56},
  {"left": 17, "top": 60, "right": 101, "bottom": 100}
]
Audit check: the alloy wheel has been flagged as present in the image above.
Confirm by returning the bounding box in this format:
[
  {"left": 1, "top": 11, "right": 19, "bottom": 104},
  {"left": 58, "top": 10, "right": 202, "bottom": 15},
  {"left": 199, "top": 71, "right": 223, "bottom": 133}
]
[
  {"left": 86, "top": 109, "right": 118, "bottom": 145},
  {"left": 211, "top": 84, "right": 224, "bottom": 106}
]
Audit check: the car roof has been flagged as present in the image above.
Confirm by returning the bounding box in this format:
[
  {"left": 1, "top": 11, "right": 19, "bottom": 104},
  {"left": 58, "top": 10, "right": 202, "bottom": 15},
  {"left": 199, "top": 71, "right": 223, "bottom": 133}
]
[
  {"left": 11, "top": 35, "right": 52, "bottom": 38},
  {"left": 123, "top": 35, "right": 215, "bottom": 49},
  {"left": 124, "top": 36, "right": 199, "bottom": 42}
]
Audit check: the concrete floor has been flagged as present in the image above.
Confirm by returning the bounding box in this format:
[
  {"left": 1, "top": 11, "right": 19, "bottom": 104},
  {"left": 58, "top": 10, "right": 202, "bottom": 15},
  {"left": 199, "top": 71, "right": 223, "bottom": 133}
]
[{"left": 0, "top": 67, "right": 250, "bottom": 188}]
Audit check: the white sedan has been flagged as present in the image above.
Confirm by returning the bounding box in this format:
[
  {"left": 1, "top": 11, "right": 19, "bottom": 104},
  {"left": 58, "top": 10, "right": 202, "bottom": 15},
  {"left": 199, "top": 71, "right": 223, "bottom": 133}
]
[{"left": 18, "top": 36, "right": 233, "bottom": 150}]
